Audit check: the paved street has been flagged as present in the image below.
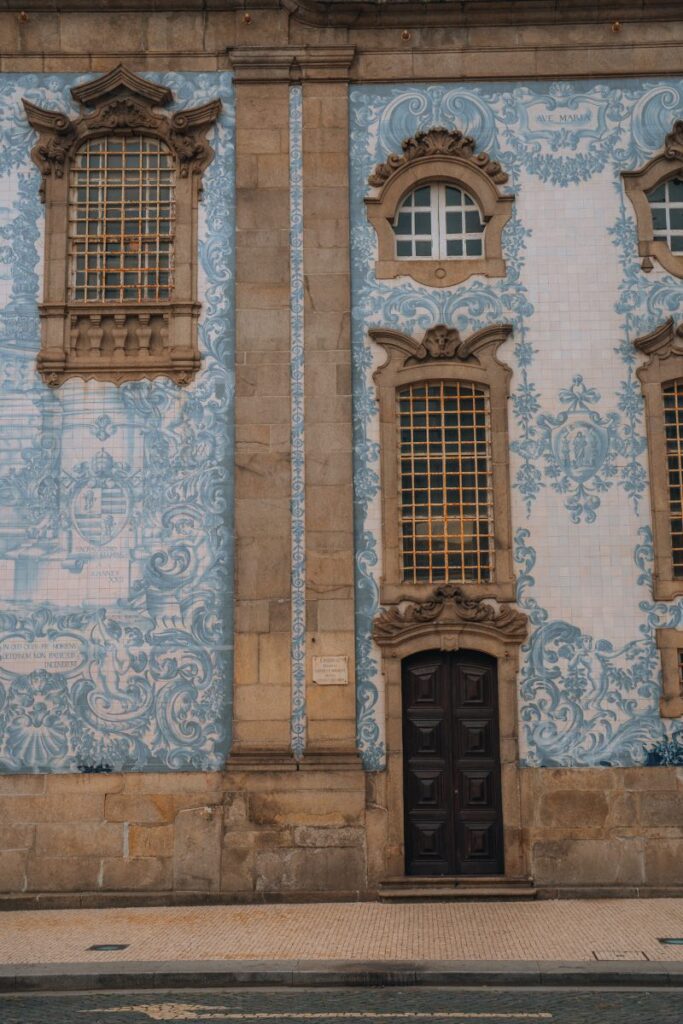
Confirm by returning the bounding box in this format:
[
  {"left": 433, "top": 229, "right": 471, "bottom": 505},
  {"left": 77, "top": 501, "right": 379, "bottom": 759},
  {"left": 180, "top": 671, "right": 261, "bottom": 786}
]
[
  {"left": 2, "top": 900, "right": 683, "bottom": 965},
  {"left": 0, "top": 986, "right": 681, "bottom": 1023}
]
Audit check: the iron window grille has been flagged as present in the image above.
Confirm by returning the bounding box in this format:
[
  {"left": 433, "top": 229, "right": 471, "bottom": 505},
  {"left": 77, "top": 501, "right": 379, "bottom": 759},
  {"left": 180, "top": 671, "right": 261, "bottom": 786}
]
[
  {"left": 69, "top": 136, "right": 175, "bottom": 304},
  {"left": 398, "top": 380, "right": 494, "bottom": 584}
]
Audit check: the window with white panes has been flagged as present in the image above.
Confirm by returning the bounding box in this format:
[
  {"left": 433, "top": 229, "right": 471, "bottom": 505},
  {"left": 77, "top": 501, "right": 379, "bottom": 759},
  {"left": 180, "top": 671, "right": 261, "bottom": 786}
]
[
  {"left": 648, "top": 176, "right": 683, "bottom": 254},
  {"left": 393, "top": 183, "right": 485, "bottom": 261}
]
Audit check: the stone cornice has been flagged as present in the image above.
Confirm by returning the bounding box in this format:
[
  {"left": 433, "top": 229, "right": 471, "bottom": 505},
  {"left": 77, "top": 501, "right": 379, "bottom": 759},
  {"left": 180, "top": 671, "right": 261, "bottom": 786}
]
[
  {"left": 2, "top": 0, "right": 680, "bottom": 25},
  {"left": 228, "top": 46, "right": 356, "bottom": 82},
  {"left": 282, "top": 0, "right": 680, "bottom": 27}
]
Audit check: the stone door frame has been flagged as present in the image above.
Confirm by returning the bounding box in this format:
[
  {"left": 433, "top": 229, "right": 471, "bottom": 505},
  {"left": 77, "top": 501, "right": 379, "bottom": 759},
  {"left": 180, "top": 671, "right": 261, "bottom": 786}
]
[{"left": 372, "top": 587, "right": 529, "bottom": 882}]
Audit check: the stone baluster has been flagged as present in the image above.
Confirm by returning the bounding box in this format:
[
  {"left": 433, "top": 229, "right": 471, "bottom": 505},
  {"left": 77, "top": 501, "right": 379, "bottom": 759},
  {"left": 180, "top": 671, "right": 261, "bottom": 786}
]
[
  {"left": 87, "top": 314, "right": 103, "bottom": 355},
  {"left": 159, "top": 313, "right": 170, "bottom": 355},
  {"left": 135, "top": 313, "right": 152, "bottom": 356},
  {"left": 68, "top": 315, "right": 79, "bottom": 354},
  {"left": 112, "top": 314, "right": 128, "bottom": 362}
]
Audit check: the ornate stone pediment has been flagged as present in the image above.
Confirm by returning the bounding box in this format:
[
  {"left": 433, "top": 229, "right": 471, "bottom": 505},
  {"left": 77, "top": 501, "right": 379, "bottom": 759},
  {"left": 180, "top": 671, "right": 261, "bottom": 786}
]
[
  {"left": 370, "top": 322, "right": 513, "bottom": 374},
  {"left": 634, "top": 318, "right": 683, "bottom": 365},
  {"left": 373, "top": 586, "right": 528, "bottom": 647},
  {"left": 368, "top": 127, "right": 508, "bottom": 188},
  {"left": 23, "top": 64, "right": 221, "bottom": 198}
]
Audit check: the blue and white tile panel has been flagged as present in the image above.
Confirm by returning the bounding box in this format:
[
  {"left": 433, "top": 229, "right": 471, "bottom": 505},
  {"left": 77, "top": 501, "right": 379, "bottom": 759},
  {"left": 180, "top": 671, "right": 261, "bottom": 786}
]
[
  {"left": 349, "top": 79, "right": 683, "bottom": 769},
  {"left": 0, "top": 72, "right": 235, "bottom": 773}
]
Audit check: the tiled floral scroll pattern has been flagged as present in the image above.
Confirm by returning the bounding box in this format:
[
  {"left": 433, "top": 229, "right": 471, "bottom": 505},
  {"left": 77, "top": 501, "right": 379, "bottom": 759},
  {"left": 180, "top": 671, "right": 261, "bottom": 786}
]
[
  {"left": 0, "top": 72, "right": 235, "bottom": 773},
  {"left": 349, "top": 78, "right": 683, "bottom": 769}
]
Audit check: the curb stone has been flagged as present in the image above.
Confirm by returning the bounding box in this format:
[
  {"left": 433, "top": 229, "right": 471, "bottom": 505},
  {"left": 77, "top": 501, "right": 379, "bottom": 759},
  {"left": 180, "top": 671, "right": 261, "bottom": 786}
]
[{"left": 0, "top": 959, "right": 683, "bottom": 992}]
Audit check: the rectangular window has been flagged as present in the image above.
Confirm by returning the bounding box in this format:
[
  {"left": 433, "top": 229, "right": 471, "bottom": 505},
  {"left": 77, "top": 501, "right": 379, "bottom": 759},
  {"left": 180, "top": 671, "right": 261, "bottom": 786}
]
[
  {"left": 398, "top": 380, "right": 494, "bottom": 584},
  {"left": 663, "top": 379, "right": 683, "bottom": 577}
]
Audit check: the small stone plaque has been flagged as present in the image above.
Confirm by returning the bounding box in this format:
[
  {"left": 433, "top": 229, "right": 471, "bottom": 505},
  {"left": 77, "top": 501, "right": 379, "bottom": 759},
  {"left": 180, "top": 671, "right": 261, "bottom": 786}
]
[{"left": 312, "top": 655, "right": 348, "bottom": 686}]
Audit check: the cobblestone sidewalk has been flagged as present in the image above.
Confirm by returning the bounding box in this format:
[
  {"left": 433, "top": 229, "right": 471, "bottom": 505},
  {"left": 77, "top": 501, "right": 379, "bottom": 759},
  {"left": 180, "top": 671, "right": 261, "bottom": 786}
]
[{"left": 2, "top": 899, "right": 683, "bottom": 966}]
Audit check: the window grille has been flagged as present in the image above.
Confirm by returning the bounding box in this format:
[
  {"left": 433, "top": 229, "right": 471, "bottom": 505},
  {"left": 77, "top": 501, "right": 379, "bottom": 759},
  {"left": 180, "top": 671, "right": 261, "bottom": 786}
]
[
  {"left": 648, "top": 177, "right": 683, "bottom": 254},
  {"left": 69, "top": 136, "right": 175, "bottom": 303},
  {"left": 393, "top": 183, "right": 485, "bottom": 261},
  {"left": 664, "top": 378, "right": 683, "bottom": 576},
  {"left": 398, "top": 380, "right": 494, "bottom": 584}
]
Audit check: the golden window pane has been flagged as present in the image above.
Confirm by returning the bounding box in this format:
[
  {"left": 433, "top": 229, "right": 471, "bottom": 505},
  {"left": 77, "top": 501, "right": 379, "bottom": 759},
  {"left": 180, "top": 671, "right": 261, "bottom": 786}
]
[
  {"left": 663, "top": 379, "right": 683, "bottom": 577},
  {"left": 68, "top": 136, "right": 175, "bottom": 303},
  {"left": 398, "top": 380, "right": 494, "bottom": 584}
]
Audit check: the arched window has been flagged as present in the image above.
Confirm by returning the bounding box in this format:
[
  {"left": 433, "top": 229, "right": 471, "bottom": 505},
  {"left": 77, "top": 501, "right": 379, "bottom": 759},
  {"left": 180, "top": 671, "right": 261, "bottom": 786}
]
[
  {"left": 69, "top": 136, "right": 175, "bottom": 304},
  {"left": 647, "top": 176, "right": 683, "bottom": 256},
  {"left": 393, "top": 184, "right": 485, "bottom": 261},
  {"left": 370, "top": 321, "right": 516, "bottom": 605},
  {"left": 24, "top": 65, "right": 220, "bottom": 386},
  {"left": 398, "top": 379, "right": 493, "bottom": 584},
  {"left": 365, "top": 127, "right": 514, "bottom": 288},
  {"left": 623, "top": 121, "right": 683, "bottom": 278}
]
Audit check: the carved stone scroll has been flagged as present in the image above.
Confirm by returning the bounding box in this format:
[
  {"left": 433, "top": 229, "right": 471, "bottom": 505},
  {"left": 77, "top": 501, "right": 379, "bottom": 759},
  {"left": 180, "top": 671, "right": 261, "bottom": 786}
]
[
  {"left": 373, "top": 586, "right": 528, "bottom": 648},
  {"left": 368, "top": 127, "right": 508, "bottom": 188}
]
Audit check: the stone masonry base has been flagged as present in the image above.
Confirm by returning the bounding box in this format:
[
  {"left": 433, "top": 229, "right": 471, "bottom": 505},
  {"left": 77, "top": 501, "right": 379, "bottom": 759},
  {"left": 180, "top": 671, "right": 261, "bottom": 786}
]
[{"left": 0, "top": 765, "right": 681, "bottom": 905}]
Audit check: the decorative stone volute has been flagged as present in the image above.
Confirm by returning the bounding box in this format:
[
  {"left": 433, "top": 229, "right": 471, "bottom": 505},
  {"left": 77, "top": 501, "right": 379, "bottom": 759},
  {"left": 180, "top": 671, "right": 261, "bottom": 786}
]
[{"left": 664, "top": 120, "right": 683, "bottom": 161}]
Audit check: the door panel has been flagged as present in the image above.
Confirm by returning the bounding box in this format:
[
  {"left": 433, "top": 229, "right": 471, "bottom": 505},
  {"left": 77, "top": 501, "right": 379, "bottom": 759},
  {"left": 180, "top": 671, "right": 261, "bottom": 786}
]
[
  {"left": 402, "top": 656, "right": 452, "bottom": 875},
  {"left": 402, "top": 650, "right": 504, "bottom": 876}
]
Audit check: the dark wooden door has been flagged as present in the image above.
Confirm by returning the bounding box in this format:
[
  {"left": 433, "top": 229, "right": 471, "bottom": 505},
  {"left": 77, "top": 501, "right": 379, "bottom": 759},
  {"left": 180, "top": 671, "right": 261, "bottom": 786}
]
[{"left": 402, "top": 649, "right": 504, "bottom": 876}]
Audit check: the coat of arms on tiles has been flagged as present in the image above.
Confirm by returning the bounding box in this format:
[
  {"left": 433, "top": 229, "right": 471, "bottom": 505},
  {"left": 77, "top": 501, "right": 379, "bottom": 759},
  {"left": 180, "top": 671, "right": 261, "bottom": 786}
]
[
  {"left": 70, "top": 449, "right": 135, "bottom": 549},
  {"left": 528, "top": 376, "right": 625, "bottom": 523}
]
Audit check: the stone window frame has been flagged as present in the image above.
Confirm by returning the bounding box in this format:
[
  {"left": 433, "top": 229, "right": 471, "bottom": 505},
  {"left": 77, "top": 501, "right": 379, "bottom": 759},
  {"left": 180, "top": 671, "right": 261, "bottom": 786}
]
[
  {"left": 365, "top": 127, "right": 514, "bottom": 289},
  {"left": 370, "top": 322, "right": 516, "bottom": 606},
  {"left": 635, "top": 317, "right": 683, "bottom": 601},
  {"left": 23, "top": 64, "right": 221, "bottom": 387},
  {"left": 656, "top": 628, "right": 683, "bottom": 719},
  {"left": 623, "top": 120, "right": 683, "bottom": 278}
]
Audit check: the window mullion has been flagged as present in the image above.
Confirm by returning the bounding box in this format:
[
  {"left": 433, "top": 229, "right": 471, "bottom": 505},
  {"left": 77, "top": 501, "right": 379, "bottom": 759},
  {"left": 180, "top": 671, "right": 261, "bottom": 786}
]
[{"left": 436, "top": 183, "right": 447, "bottom": 260}]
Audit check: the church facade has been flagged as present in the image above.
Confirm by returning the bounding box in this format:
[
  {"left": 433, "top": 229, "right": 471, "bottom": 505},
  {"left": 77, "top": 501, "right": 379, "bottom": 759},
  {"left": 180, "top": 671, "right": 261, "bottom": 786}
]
[{"left": 0, "top": 0, "right": 682, "bottom": 903}]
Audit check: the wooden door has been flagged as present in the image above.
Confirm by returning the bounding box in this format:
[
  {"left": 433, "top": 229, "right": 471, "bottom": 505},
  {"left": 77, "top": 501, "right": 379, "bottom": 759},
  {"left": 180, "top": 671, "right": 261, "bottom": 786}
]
[{"left": 402, "top": 649, "right": 504, "bottom": 876}]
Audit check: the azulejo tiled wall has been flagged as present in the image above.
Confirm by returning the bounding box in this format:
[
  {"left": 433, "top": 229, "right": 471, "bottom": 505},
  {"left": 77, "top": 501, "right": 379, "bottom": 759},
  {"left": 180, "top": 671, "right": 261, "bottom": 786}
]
[
  {"left": 0, "top": 72, "right": 235, "bottom": 773},
  {"left": 350, "top": 78, "right": 683, "bottom": 770}
]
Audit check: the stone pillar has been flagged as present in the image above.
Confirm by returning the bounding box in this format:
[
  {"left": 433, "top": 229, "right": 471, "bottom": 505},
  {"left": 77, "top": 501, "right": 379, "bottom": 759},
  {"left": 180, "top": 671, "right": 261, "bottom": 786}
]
[
  {"left": 231, "top": 70, "right": 292, "bottom": 755},
  {"left": 301, "top": 65, "right": 357, "bottom": 753}
]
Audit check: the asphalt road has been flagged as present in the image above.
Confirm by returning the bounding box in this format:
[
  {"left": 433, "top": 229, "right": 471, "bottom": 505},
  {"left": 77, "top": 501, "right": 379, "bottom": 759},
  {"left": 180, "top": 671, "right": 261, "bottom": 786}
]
[{"left": 0, "top": 986, "right": 680, "bottom": 1023}]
